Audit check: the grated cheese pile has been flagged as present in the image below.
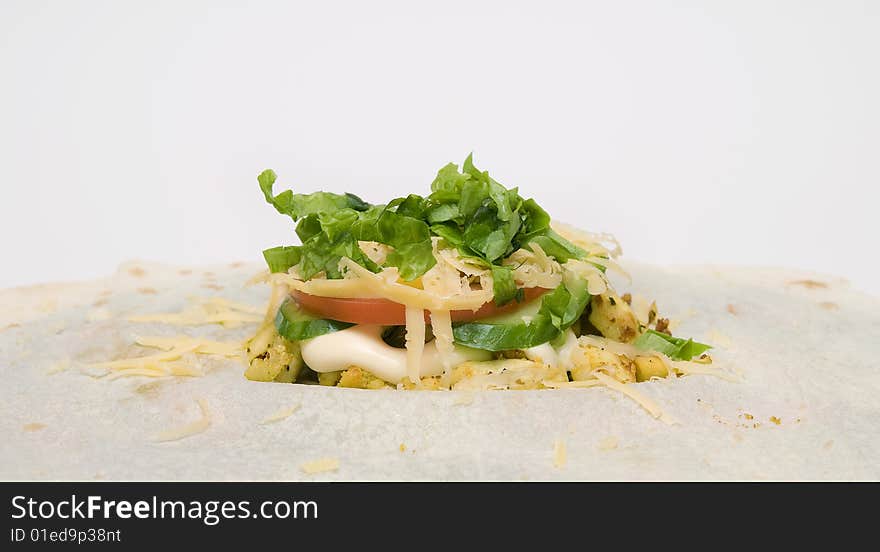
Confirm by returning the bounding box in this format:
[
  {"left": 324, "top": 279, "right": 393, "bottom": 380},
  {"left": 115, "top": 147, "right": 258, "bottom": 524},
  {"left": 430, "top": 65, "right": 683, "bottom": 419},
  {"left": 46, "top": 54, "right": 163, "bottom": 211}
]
[
  {"left": 127, "top": 297, "right": 263, "bottom": 327},
  {"left": 90, "top": 336, "right": 243, "bottom": 380}
]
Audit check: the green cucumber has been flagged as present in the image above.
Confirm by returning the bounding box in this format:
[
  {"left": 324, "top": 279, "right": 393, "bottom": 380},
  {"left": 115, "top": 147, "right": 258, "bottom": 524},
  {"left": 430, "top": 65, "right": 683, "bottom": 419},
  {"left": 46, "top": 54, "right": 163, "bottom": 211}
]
[{"left": 274, "top": 298, "right": 354, "bottom": 341}]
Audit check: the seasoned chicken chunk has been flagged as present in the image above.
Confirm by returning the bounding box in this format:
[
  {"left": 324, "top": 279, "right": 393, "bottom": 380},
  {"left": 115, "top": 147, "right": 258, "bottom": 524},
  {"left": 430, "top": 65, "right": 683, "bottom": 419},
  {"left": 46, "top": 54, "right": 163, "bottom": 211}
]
[
  {"left": 244, "top": 327, "right": 303, "bottom": 383},
  {"left": 633, "top": 355, "right": 668, "bottom": 382},
  {"left": 570, "top": 345, "right": 636, "bottom": 383},
  {"left": 588, "top": 292, "right": 640, "bottom": 343},
  {"left": 338, "top": 366, "right": 388, "bottom": 389}
]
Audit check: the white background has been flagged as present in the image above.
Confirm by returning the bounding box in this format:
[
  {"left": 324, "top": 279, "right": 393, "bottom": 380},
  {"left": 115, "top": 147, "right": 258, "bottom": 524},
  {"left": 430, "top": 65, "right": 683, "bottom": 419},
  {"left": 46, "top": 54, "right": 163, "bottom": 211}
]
[{"left": 2, "top": 1, "right": 878, "bottom": 294}]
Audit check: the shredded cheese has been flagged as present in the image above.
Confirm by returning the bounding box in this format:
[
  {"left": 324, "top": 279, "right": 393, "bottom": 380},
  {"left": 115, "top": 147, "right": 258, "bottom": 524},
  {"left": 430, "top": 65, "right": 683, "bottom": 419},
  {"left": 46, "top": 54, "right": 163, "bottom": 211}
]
[
  {"left": 267, "top": 257, "right": 492, "bottom": 312},
  {"left": 630, "top": 294, "right": 656, "bottom": 325},
  {"left": 540, "top": 379, "right": 604, "bottom": 389},
  {"left": 404, "top": 306, "right": 426, "bottom": 385},
  {"left": 127, "top": 297, "right": 262, "bottom": 327},
  {"left": 104, "top": 367, "right": 170, "bottom": 380},
  {"left": 503, "top": 242, "right": 563, "bottom": 289},
  {"left": 300, "top": 457, "right": 340, "bottom": 475},
  {"left": 93, "top": 342, "right": 200, "bottom": 369},
  {"left": 430, "top": 310, "right": 455, "bottom": 388},
  {"left": 563, "top": 259, "right": 610, "bottom": 295},
  {"left": 672, "top": 361, "right": 741, "bottom": 382},
  {"left": 46, "top": 359, "right": 70, "bottom": 375},
  {"left": 593, "top": 371, "right": 677, "bottom": 425},
  {"left": 551, "top": 221, "right": 622, "bottom": 259},
  {"left": 260, "top": 404, "right": 302, "bottom": 425},
  {"left": 435, "top": 242, "right": 490, "bottom": 277},
  {"left": 421, "top": 238, "right": 474, "bottom": 297},
  {"left": 153, "top": 399, "right": 212, "bottom": 442},
  {"left": 92, "top": 336, "right": 242, "bottom": 379},
  {"left": 358, "top": 241, "right": 392, "bottom": 265},
  {"left": 135, "top": 336, "right": 242, "bottom": 357},
  {"left": 553, "top": 440, "right": 567, "bottom": 469}
]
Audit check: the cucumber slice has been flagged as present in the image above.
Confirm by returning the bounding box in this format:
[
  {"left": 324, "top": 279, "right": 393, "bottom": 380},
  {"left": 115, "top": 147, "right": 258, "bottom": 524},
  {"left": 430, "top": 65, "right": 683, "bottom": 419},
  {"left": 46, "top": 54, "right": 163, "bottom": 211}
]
[{"left": 274, "top": 298, "right": 354, "bottom": 341}]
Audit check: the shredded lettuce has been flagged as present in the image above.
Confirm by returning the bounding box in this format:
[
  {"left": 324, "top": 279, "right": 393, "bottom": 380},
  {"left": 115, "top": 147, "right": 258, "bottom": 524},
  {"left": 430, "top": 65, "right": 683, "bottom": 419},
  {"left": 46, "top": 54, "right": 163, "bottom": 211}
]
[
  {"left": 257, "top": 155, "right": 588, "bottom": 303},
  {"left": 260, "top": 172, "right": 429, "bottom": 280},
  {"left": 262, "top": 245, "right": 302, "bottom": 274},
  {"left": 489, "top": 265, "right": 517, "bottom": 306},
  {"left": 633, "top": 330, "right": 712, "bottom": 361},
  {"left": 259, "top": 169, "right": 369, "bottom": 221}
]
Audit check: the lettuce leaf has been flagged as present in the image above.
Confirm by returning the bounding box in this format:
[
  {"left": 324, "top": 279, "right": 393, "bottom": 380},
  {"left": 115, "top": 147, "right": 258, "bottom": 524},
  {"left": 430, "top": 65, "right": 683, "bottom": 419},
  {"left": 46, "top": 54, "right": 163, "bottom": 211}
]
[
  {"left": 452, "top": 274, "right": 590, "bottom": 351},
  {"left": 490, "top": 265, "right": 517, "bottom": 306},
  {"left": 259, "top": 169, "right": 368, "bottom": 221},
  {"left": 633, "top": 330, "right": 712, "bottom": 361},
  {"left": 258, "top": 170, "right": 433, "bottom": 281},
  {"left": 262, "top": 246, "right": 302, "bottom": 273}
]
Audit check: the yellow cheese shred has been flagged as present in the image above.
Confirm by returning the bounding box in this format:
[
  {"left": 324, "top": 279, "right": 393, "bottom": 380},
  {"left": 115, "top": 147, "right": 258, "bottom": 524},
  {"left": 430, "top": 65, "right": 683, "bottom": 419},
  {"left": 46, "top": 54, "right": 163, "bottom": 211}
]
[
  {"left": 672, "top": 361, "right": 741, "bottom": 382},
  {"left": 92, "top": 343, "right": 200, "bottom": 370},
  {"left": 127, "top": 297, "right": 262, "bottom": 327},
  {"left": 153, "top": 399, "right": 212, "bottom": 442},
  {"left": 260, "top": 404, "right": 301, "bottom": 425},
  {"left": 92, "top": 336, "right": 243, "bottom": 379},
  {"left": 404, "top": 306, "right": 425, "bottom": 385},
  {"left": 135, "top": 336, "right": 242, "bottom": 357},
  {"left": 553, "top": 440, "right": 567, "bottom": 469},
  {"left": 300, "top": 457, "right": 340, "bottom": 475},
  {"left": 593, "top": 371, "right": 678, "bottom": 425},
  {"left": 104, "top": 367, "right": 170, "bottom": 380},
  {"left": 267, "top": 258, "right": 492, "bottom": 312},
  {"left": 540, "top": 379, "right": 604, "bottom": 389},
  {"left": 430, "top": 310, "right": 455, "bottom": 388},
  {"left": 46, "top": 359, "right": 71, "bottom": 375}
]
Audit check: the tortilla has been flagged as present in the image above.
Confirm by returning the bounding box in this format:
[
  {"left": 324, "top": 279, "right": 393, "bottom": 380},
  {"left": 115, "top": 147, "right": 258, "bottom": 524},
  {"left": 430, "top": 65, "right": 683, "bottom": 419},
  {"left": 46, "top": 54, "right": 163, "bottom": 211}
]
[{"left": 1, "top": 260, "right": 878, "bottom": 480}]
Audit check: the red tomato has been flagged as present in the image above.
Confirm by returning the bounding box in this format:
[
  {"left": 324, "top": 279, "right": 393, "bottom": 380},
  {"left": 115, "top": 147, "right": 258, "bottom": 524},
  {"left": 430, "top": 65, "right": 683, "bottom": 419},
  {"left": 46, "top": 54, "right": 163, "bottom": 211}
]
[{"left": 291, "top": 287, "right": 548, "bottom": 325}]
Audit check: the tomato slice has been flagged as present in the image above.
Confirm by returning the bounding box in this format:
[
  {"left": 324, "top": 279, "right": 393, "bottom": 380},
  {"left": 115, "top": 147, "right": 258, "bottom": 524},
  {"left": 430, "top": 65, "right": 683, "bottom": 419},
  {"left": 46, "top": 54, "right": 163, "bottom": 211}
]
[{"left": 291, "top": 288, "right": 548, "bottom": 325}]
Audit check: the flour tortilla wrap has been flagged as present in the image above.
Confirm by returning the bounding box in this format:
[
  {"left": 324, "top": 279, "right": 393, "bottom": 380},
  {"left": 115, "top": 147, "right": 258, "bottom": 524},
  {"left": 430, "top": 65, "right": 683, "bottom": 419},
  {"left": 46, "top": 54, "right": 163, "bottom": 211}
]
[{"left": 1, "top": 260, "right": 878, "bottom": 481}]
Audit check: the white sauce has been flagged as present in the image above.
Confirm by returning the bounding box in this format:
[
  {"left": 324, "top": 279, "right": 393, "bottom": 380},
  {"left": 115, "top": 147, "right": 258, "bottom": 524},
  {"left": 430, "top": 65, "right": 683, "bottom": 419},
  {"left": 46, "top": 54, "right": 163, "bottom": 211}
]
[
  {"left": 523, "top": 342, "right": 557, "bottom": 366},
  {"left": 555, "top": 329, "right": 581, "bottom": 371},
  {"left": 300, "top": 325, "right": 491, "bottom": 384},
  {"left": 524, "top": 329, "right": 579, "bottom": 370}
]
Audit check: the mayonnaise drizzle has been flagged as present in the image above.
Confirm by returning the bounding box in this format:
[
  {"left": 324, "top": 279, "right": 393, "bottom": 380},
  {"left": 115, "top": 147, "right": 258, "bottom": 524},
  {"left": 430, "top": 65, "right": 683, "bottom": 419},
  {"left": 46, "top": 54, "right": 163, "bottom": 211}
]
[
  {"left": 523, "top": 329, "right": 579, "bottom": 371},
  {"left": 299, "top": 325, "right": 491, "bottom": 384}
]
